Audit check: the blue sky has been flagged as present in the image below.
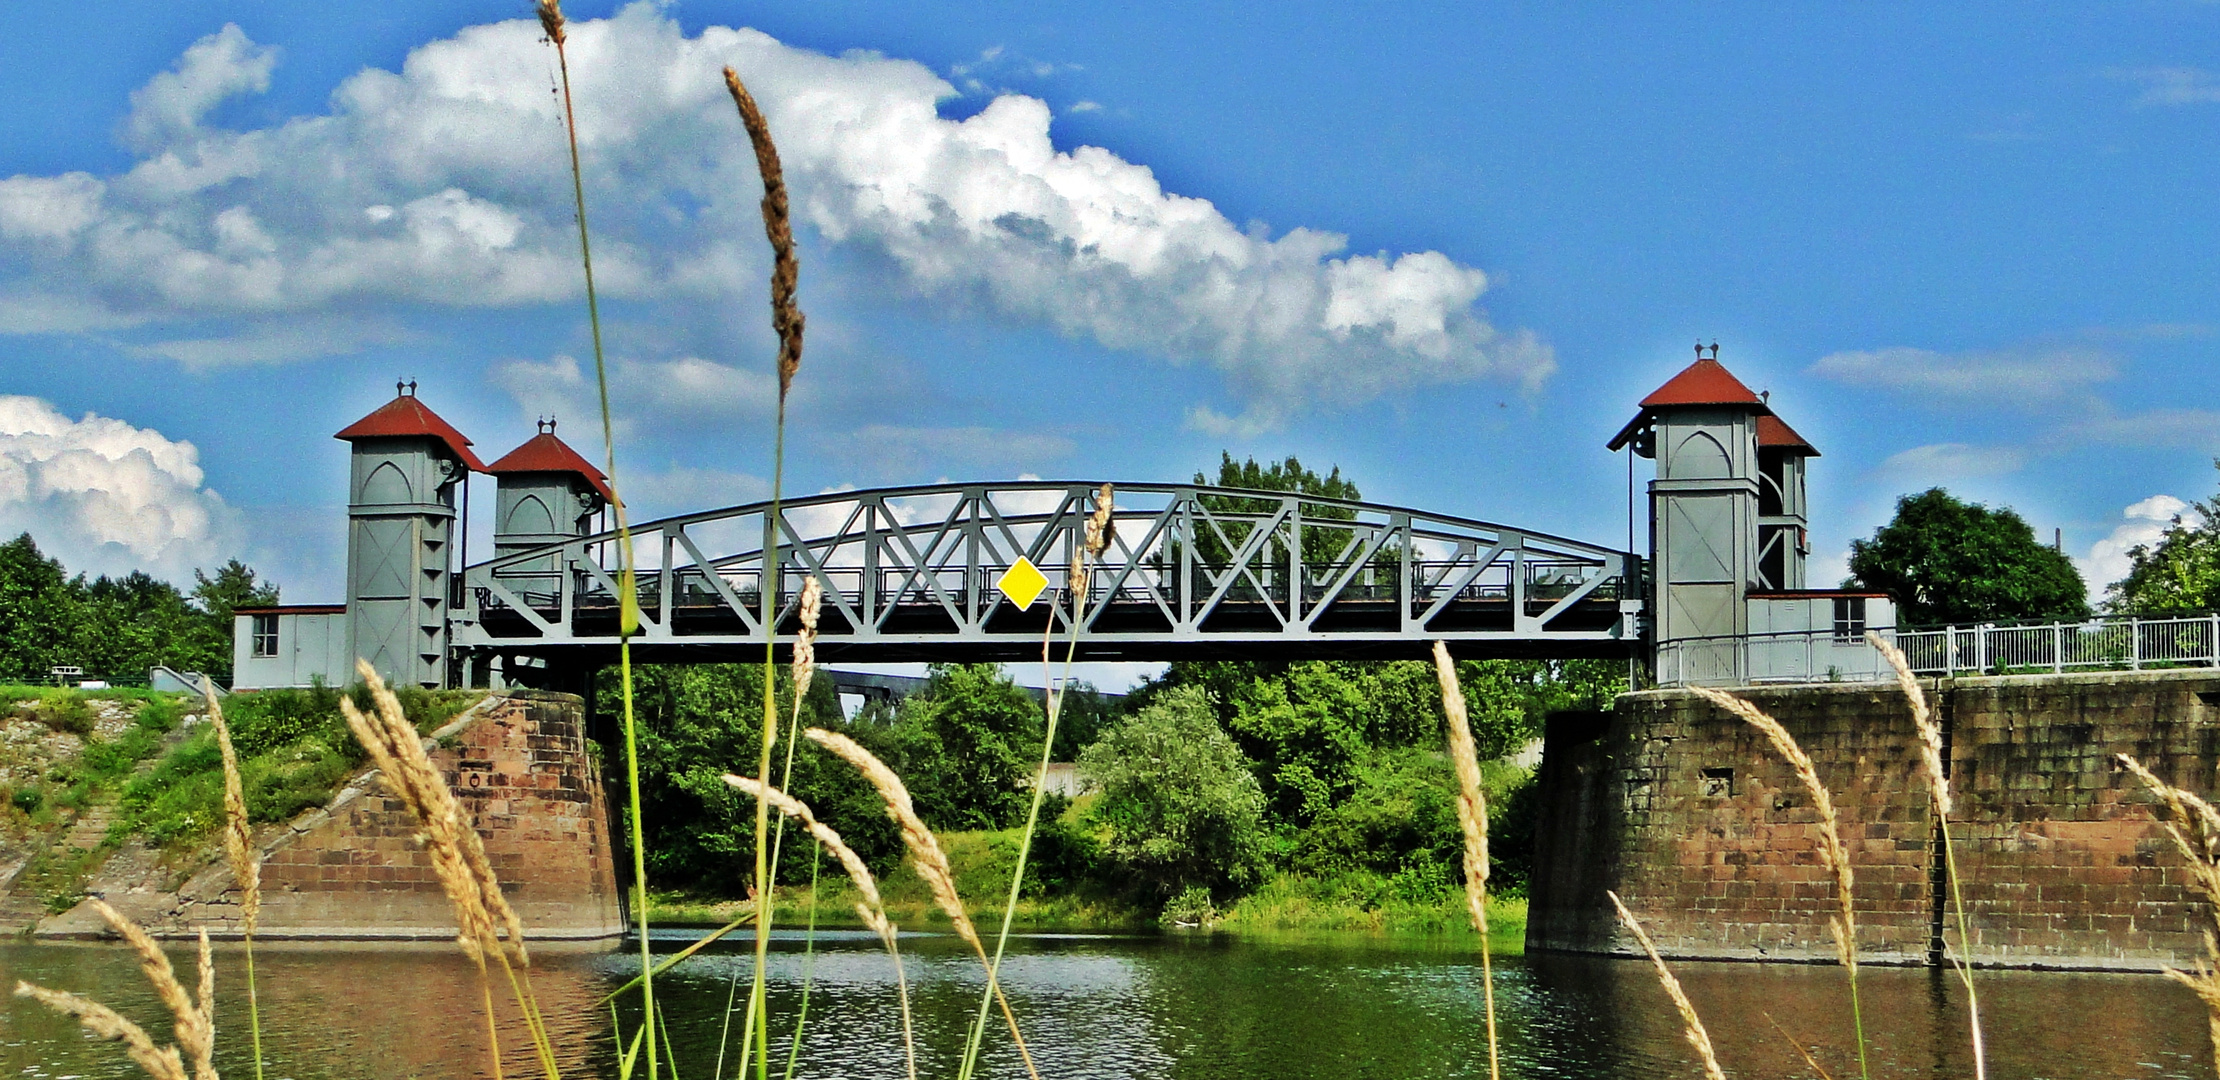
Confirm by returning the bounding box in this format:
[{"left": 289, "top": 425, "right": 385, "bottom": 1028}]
[{"left": 3, "top": 1, "right": 2218, "bottom": 658}]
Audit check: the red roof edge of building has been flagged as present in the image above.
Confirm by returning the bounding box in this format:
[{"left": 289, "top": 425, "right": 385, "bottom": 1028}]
[
  {"left": 1608, "top": 354, "right": 1774, "bottom": 451},
  {"left": 486, "top": 428, "right": 616, "bottom": 501},
  {"left": 333, "top": 388, "right": 487, "bottom": 471},
  {"left": 1639, "top": 356, "right": 1766, "bottom": 408},
  {"left": 1745, "top": 590, "right": 1888, "bottom": 600},
  {"left": 1757, "top": 414, "right": 1820, "bottom": 457},
  {"left": 234, "top": 605, "right": 347, "bottom": 616}
]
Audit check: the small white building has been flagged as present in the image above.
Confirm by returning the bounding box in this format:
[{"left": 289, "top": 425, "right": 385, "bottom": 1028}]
[{"left": 231, "top": 605, "right": 349, "bottom": 691}]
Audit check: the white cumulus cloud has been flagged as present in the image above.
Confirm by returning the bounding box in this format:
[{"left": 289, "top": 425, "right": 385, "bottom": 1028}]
[
  {"left": 2080, "top": 494, "right": 2200, "bottom": 601},
  {"left": 0, "top": 395, "right": 241, "bottom": 580},
  {"left": 0, "top": 5, "right": 1547, "bottom": 425}
]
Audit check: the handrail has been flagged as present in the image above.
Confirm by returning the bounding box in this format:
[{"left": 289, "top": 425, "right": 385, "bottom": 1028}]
[{"left": 1654, "top": 611, "right": 2220, "bottom": 687}]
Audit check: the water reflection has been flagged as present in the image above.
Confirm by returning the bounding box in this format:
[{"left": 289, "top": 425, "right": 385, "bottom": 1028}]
[{"left": 0, "top": 934, "right": 2205, "bottom": 1079}]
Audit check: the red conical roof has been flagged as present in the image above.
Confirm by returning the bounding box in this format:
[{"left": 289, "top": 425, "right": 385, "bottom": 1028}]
[
  {"left": 1639, "top": 356, "right": 1764, "bottom": 408},
  {"left": 1757, "top": 414, "right": 1819, "bottom": 456},
  {"left": 1608, "top": 349, "right": 1773, "bottom": 451},
  {"left": 486, "top": 424, "right": 614, "bottom": 502},
  {"left": 334, "top": 385, "right": 486, "bottom": 470}
]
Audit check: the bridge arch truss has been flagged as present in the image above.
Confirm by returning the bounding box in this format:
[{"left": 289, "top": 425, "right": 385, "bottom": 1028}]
[{"left": 454, "top": 481, "right": 1642, "bottom": 665}]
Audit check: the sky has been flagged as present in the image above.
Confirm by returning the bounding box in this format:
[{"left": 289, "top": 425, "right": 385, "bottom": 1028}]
[{"left": 2, "top": 2, "right": 2218, "bottom": 688}]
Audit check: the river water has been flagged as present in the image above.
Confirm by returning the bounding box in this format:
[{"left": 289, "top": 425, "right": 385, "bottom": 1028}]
[{"left": 0, "top": 930, "right": 2205, "bottom": 1079}]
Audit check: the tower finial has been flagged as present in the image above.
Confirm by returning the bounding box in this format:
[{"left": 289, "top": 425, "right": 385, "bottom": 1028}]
[{"left": 1707, "top": 341, "right": 1719, "bottom": 360}]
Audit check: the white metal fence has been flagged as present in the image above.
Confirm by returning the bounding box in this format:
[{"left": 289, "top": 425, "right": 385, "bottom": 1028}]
[{"left": 1654, "top": 613, "right": 2220, "bottom": 687}]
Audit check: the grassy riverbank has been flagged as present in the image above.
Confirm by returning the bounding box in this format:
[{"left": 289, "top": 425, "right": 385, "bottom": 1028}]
[{"left": 647, "top": 824, "right": 1528, "bottom": 953}]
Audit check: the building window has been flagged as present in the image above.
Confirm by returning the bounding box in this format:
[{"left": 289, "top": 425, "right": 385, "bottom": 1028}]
[
  {"left": 1832, "top": 597, "right": 1866, "bottom": 643},
  {"left": 251, "top": 614, "right": 279, "bottom": 658}
]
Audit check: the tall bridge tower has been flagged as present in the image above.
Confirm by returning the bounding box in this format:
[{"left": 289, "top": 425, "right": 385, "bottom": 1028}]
[
  {"left": 1610, "top": 345, "right": 1859, "bottom": 684},
  {"left": 485, "top": 418, "right": 611, "bottom": 598},
  {"left": 333, "top": 383, "right": 485, "bottom": 689}
]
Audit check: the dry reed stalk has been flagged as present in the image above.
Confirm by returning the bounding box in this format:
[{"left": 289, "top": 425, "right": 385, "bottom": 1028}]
[
  {"left": 722, "top": 67, "right": 804, "bottom": 400},
  {"left": 1429, "top": 642, "right": 1499, "bottom": 1080},
  {"left": 720, "top": 777, "right": 891, "bottom": 944},
  {"left": 13, "top": 983, "right": 189, "bottom": 1080},
  {"left": 338, "top": 661, "right": 520, "bottom": 966},
  {"left": 721, "top": 775, "right": 916, "bottom": 1080},
  {"left": 92, "top": 900, "right": 216, "bottom": 1080},
  {"left": 203, "top": 693, "right": 260, "bottom": 933},
  {"left": 202, "top": 690, "right": 264, "bottom": 1080},
  {"left": 1688, "top": 686, "right": 1856, "bottom": 965},
  {"left": 340, "top": 663, "right": 562, "bottom": 1080},
  {"left": 1866, "top": 630, "right": 1986, "bottom": 1080},
  {"left": 1764, "top": 1011, "right": 1836, "bottom": 1080},
  {"left": 1610, "top": 891, "right": 1728, "bottom": 1080},
  {"left": 1689, "top": 684, "right": 1869, "bottom": 1078},
  {"left": 13, "top": 899, "right": 214, "bottom": 1080},
  {"left": 2115, "top": 753, "right": 2220, "bottom": 1067},
  {"left": 804, "top": 728, "right": 1041, "bottom": 1080},
  {"left": 792, "top": 576, "right": 822, "bottom": 703}
]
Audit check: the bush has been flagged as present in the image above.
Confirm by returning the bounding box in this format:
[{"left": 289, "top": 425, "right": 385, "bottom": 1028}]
[
  {"left": 32, "top": 692, "right": 95, "bottom": 736},
  {"left": 1078, "top": 684, "right": 1267, "bottom": 902}
]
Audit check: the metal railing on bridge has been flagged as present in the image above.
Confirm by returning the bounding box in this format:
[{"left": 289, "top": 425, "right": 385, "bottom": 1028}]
[
  {"left": 1655, "top": 611, "right": 2220, "bottom": 687},
  {"left": 453, "top": 481, "right": 1642, "bottom": 663}
]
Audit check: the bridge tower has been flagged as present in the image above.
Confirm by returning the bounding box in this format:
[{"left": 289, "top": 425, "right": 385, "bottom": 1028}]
[
  {"left": 1610, "top": 345, "right": 1775, "bottom": 683},
  {"left": 1756, "top": 413, "right": 1818, "bottom": 590},
  {"left": 484, "top": 419, "right": 611, "bottom": 601},
  {"left": 334, "top": 382, "right": 485, "bottom": 689}
]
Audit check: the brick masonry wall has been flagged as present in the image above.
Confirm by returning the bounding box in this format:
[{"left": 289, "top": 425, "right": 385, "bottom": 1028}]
[
  {"left": 1529, "top": 669, "right": 2220, "bottom": 971},
  {"left": 126, "top": 690, "right": 624, "bottom": 944}
]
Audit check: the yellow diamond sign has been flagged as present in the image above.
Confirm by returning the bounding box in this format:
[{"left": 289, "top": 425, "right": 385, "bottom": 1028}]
[{"left": 996, "top": 556, "right": 1049, "bottom": 610}]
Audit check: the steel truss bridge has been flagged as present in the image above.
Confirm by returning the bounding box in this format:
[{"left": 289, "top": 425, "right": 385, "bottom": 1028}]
[{"left": 452, "top": 481, "right": 1642, "bottom": 667}]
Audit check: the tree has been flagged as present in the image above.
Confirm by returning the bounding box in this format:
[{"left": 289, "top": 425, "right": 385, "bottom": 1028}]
[
  {"left": 1192, "top": 452, "right": 1366, "bottom": 567},
  {"left": 1077, "top": 684, "right": 1267, "bottom": 900},
  {"left": 0, "top": 534, "right": 78, "bottom": 682},
  {"left": 1847, "top": 488, "right": 2089, "bottom": 625},
  {"left": 883, "top": 663, "right": 1042, "bottom": 831},
  {"left": 2106, "top": 467, "right": 2220, "bottom": 615},
  {"left": 610, "top": 662, "right": 888, "bottom": 894},
  {"left": 193, "top": 559, "right": 281, "bottom": 623}
]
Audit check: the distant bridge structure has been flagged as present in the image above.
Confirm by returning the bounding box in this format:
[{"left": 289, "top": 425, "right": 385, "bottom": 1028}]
[{"left": 449, "top": 481, "right": 1642, "bottom": 676}]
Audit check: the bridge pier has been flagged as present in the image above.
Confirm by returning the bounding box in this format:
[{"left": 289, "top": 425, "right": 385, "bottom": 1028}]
[{"left": 1530, "top": 669, "right": 2220, "bottom": 971}]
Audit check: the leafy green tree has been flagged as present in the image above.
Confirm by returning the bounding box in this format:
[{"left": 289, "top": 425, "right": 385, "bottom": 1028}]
[
  {"left": 193, "top": 559, "right": 281, "bottom": 623},
  {"left": 1190, "top": 452, "right": 1369, "bottom": 569},
  {"left": 77, "top": 571, "right": 214, "bottom": 681},
  {"left": 1847, "top": 488, "right": 2089, "bottom": 625},
  {"left": 1077, "top": 684, "right": 1267, "bottom": 900},
  {"left": 2106, "top": 469, "right": 2220, "bottom": 615},
  {"left": 1047, "top": 679, "right": 1117, "bottom": 760},
  {"left": 882, "top": 663, "right": 1043, "bottom": 831},
  {"left": 0, "top": 534, "right": 79, "bottom": 682},
  {"left": 609, "top": 662, "right": 891, "bottom": 894}
]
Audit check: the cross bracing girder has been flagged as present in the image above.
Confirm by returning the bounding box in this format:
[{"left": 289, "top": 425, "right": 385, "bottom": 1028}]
[{"left": 452, "top": 481, "right": 1643, "bottom": 664}]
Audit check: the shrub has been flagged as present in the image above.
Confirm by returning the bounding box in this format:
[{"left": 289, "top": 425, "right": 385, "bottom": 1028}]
[
  {"left": 32, "top": 692, "right": 95, "bottom": 736},
  {"left": 1078, "top": 684, "right": 1267, "bottom": 902}
]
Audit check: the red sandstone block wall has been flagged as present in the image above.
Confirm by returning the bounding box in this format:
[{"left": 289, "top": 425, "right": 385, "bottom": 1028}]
[
  {"left": 1530, "top": 670, "right": 2220, "bottom": 971},
  {"left": 166, "top": 690, "right": 625, "bottom": 944}
]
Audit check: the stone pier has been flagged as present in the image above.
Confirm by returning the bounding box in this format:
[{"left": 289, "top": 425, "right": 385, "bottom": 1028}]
[
  {"left": 52, "top": 690, "right": 626, "bottom": 947},
  {"left": 1530, "top": 669, "right": 2220, "bottom": 971}
]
